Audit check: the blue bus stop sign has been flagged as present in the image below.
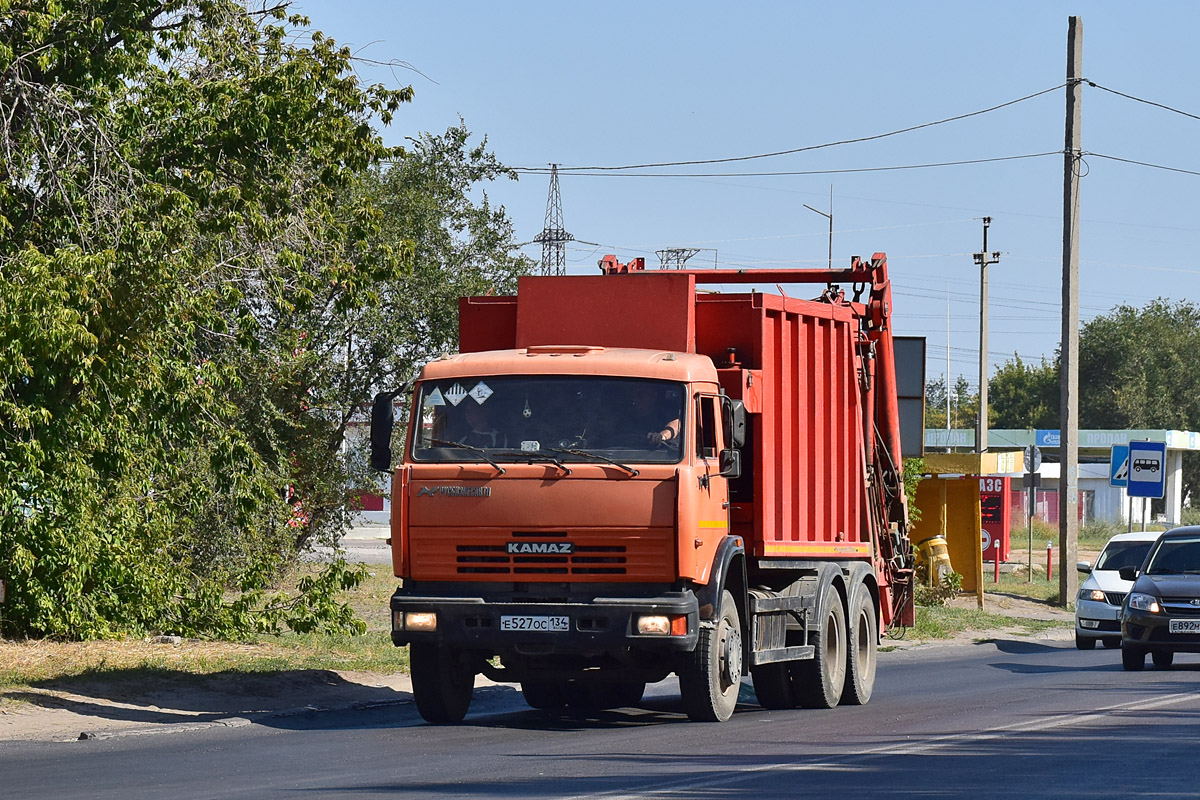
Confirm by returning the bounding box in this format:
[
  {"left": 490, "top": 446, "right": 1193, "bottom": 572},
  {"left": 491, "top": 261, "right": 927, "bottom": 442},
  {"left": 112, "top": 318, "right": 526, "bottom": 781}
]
[{"left": 1127, "top": 441, "right": 1167, "bottom": 499}]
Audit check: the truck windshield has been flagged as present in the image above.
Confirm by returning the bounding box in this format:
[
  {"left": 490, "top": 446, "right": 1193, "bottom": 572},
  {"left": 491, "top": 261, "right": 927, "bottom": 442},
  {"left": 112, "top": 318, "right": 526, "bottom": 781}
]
[{"left": 411, "top": 376, "right": 686, "bottom": 465}]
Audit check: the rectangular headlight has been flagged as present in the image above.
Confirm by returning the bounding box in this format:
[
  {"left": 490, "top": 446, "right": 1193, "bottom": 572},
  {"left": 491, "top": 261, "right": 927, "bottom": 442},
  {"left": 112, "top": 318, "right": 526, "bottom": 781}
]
[
  {"left": 636, "top": 614, "right": 687, "bottom": 636},
  {"left": 405, "top": 611, "right": 438, "bottom": 631},
  {"left": 637, "top": 615, "right": 671, "bottom": 635}
]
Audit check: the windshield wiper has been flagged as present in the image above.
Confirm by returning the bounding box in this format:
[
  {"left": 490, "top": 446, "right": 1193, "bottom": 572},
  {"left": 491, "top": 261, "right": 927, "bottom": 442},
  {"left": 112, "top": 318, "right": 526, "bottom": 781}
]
[
  {"left": 543, "top": 446, "right": 639, "bottom": 477},
  {"left": 493, "top": 450, "right": 572, "bottom": 476},
  {"left": 429, "top": 438, "right": 506, "bottom": 474}
]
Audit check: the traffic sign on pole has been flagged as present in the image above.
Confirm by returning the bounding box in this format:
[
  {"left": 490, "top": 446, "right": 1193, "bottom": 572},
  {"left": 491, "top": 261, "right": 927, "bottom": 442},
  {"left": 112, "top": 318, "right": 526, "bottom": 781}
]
[
  {"left": 1109, "top": 444, "right": 1129, "bottom": 488},
  {"left": 1127, "top": 441, "right": 1166, "bottom": 499}
]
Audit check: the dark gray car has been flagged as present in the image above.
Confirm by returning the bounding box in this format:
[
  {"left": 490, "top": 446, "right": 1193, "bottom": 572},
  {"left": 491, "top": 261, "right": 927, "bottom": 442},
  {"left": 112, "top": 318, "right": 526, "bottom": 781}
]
[{"left": 1119, "top": 525, "right": 1200, "bottom": 670}]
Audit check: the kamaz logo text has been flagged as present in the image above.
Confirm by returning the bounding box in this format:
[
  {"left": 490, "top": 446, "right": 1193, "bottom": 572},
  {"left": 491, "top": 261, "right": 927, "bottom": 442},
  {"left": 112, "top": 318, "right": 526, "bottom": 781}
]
[
  {"left": 506, "top": 542, "right": 574, "bottom": 555},
  {"left": 416, "top": 486, "right": 491, "bottom": 498}
]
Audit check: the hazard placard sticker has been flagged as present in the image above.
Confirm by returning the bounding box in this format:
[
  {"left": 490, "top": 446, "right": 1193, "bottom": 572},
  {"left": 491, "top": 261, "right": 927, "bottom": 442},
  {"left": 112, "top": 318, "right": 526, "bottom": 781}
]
[
  {"left": 469, "top": 382, "right": 494, "bottom": 404},
  {"left": 425, "top": 387, "right": 445, "bottom": 407},
  {"left": 445, "top": 383, "right": 467, "bottom": 406}
]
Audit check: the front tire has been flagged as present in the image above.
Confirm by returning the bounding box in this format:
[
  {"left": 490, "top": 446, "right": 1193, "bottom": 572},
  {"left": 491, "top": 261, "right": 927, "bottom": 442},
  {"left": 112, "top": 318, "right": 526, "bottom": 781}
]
[
  {"left": 679, "top": 589, "right": 743, "bottom": 722},
  {"left": 581, "top": 680, "right": 645, "bottom": 710},
  {"left": 410, "top": 643, "right": 475, "bottom": 724},
  {"left": 843, "top": 583, "right": 877, "bottom": 706},
  {"left": 1075, "top": 633, "right": 1096, "bottom": 650},
  {"left": 1152, "top": 649, "right": 1175, "bottom": 669},
  {"left": 793, "top": 582, "right": 846, "bottom": 709},
  {"left": 521, "top": 680, "right": 569, "bottom": 710},
  {"left": 1122, "top": 644, "right": 1146, "bottom": 671}
]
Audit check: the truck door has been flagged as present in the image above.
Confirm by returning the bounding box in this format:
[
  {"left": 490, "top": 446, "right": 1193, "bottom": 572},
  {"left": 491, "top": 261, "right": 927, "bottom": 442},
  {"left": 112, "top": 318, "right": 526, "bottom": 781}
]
[{"left": 694, "top": 393, "right": 732, "bottom": 561}]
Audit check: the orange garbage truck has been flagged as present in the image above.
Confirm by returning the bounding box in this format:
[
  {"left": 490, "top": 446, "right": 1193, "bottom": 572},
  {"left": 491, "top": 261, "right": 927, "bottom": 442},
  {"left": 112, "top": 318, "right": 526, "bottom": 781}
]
[{"left": 370, "top": 253, "right": 914, "bottom": 723}]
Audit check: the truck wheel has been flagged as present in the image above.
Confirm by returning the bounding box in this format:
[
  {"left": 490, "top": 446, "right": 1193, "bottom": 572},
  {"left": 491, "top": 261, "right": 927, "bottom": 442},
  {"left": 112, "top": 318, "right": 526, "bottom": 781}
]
[
  {"left": 580, "top": 680, "right": 646, "bottom": 710},
  {"left": 410, "top": 643, "right": 474, "bottom": 724},
  {"left": 793, "top": 582, "right": 846, "bottom": 709},
  {"left": 521, "top": 680, "right": 569, "bottom": 710},
  {"left": 679, "top": 589, "right": 743, "bottom": 722},
  {"left": 751, "top": 661, "right": 795, "bottom": 710},
  {"left": 843, "top": 584, "right": 877, "bottom": 706}
]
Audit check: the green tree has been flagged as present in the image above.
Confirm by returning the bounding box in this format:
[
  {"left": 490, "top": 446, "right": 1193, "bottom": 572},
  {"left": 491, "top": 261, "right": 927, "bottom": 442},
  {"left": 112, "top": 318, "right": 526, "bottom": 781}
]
[
  {"left": 924, "top": 375, "right": 977, "bottom": 431},
  {"left": 0, "top": 1, "right": 412, "bottom": 637},
  {"left": 988, "top": 355, "right": 1058, "bottom": 429},
  {"left": 1078, "top": 299, "right": 1200, "bottom": 504},
  {"left": 1078, "top": 300, "right": 1200, "bottom": 430}
]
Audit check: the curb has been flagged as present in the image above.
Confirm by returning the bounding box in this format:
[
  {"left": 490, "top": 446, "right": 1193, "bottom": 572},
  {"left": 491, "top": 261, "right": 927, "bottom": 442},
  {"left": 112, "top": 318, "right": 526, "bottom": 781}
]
[{"left": 71, "top": 696, "right": 415, "bottom": 743}]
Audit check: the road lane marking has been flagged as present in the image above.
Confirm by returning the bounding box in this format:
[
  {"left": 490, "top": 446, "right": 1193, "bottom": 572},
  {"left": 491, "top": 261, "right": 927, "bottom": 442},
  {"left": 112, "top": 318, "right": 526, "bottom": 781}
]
[{"left": 557, "top": 690, "right": 1199, "bottom": 800}]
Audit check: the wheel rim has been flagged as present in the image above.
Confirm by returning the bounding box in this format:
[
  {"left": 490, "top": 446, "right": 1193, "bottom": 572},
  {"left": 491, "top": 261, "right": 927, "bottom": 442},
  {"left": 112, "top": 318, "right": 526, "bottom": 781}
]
[
  {"left": 722, "top": 623, "right": 743, "bottom": 688},
  {"left": 825, "top": 607, "right": 845, "bottom": 683},
  {"left": 856, "top": 611, "right": 870, "bottom": 666}
]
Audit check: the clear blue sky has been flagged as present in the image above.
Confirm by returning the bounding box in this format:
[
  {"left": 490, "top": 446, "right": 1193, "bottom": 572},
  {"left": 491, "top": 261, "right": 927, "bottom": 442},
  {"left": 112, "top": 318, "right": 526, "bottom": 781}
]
[{"left": 296, "top": 1, "right": 1200, "bottom": 391}]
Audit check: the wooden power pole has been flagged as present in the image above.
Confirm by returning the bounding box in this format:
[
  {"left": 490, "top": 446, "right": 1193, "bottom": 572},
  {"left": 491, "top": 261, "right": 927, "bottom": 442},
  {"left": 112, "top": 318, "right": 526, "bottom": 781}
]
[{"left": 1059, "top": 16, "right": 1083, "bottom": 607}]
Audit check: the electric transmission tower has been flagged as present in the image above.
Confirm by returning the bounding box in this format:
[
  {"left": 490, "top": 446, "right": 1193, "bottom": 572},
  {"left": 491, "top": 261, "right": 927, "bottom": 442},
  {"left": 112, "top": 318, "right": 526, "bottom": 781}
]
[
  {"left": 655, "top": 248, "right": 702, "bottom": 269},
  {"left": 533, "top": 164, "right": 574, "bottom": 275}
]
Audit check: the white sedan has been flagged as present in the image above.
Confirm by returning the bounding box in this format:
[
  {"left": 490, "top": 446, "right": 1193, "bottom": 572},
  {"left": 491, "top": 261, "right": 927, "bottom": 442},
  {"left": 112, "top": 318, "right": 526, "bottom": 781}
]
[{"left": 1075, "top": 530, "right": 1160, "bottom": 649}]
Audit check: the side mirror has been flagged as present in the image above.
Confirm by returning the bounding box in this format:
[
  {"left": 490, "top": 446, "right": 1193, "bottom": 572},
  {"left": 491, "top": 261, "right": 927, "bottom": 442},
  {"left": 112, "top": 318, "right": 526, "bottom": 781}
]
[
  {"left": 1118, "top": 566, "right": 1138, "bottom": 582},
  {"left": 719, "top": 449, "right": 741, "bottom": 479},
  {"left": 723, "top": 398, "right": 746, "bottom": 449},
  {"left": 370, "top": 391, "right": 397, "bottom": 472},
  {"left": 1076, "top": 561, "right": 1092, "bottom": 574}
]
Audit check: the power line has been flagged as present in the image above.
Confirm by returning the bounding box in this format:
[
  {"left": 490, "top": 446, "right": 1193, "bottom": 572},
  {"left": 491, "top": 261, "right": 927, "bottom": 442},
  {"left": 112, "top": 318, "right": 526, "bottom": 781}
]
[
  {"left": 523, "top": 84, "right": 1066, "bottom": 172},
  {"left": 514, "top": 152, "right": 1060, "bottom": 179},
  {"left": 1087, "top": 81, "right": 1200, "bottom": 123},
  {"left": 1086, "top": 151, "right": 1200, "bottom": 178}
]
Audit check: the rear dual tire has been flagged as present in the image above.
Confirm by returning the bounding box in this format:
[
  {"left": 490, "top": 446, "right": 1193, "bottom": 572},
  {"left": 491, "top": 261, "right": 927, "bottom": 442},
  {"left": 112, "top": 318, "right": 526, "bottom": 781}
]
[
  {"left": 794, "top": 582, "right": 848, "bottom": 709},
  {"left": 750, "top": 581, "right": 876, "bottom": 710}
]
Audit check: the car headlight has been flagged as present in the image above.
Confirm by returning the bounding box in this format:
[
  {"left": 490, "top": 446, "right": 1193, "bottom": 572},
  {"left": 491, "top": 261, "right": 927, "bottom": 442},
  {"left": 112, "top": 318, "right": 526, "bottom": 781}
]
[
  {"left": 1127, "top": 592, "right": 1161, "bottom": 613},
  {"left": 1078, "top": 588, "right": 1106, "bottom": 602}
]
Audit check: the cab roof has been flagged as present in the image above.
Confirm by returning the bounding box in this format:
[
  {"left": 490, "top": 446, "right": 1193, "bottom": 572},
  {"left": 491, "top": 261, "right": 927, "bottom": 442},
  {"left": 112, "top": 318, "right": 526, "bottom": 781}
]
[{"left": 419, "top": 346, "right": 719, "bottom": 384}]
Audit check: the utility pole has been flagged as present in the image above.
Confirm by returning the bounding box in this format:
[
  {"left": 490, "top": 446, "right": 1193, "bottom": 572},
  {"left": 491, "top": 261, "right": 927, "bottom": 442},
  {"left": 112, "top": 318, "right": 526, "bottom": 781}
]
[
  {"left": 973, "top": 217, "right": 1000, "bottom": 454},
  {"left": 1059, "top": 16, "right": 1083, "bottom": 607},
  {"left": 803, "top": 185, "right": 833, "bottom": 271},
  {"left": 946, "top": 287, "right": 952, "bottom": 452}
]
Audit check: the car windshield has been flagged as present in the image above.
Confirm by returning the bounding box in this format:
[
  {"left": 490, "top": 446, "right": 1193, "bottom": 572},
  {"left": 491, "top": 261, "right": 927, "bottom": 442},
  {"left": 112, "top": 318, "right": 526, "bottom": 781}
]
[
  {"left": 1094, "top": 540, "right": 1154, "bottom": 572},
  {"left": 1145, "top": 534, "right": 1200, "bottom": 575},
  {"left": 410, "top": 376, "right": 686, "bottom": 465}
]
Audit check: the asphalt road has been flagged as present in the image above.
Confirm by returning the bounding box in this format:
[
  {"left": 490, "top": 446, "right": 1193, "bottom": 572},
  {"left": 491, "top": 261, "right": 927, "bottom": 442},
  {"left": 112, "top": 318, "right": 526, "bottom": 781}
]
[{"left": 3, "top": 639, "right": 1197, "bottom": 799}]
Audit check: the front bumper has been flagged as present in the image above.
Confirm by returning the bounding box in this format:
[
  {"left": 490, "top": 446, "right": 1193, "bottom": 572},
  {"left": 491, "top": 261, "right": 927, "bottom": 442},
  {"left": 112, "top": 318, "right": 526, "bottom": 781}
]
[
  {"left": 1075, "top": 598, "right": 1121, "bottom": 639},
  {"left": 390, "top": 588, "right": 700, "bottom": 654},
  {"left": 1122, "top": 609, "right": 1200, "bottom": 652}
]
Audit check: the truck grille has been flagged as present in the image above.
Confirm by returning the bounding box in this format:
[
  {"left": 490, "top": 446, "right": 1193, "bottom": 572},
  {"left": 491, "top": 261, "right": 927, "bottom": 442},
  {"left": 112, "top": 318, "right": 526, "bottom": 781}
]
[
  {"left": 457, "top": 543, "right": 627, "bottom": 575},
  {"left": 408, "top": 527, "right": 675, "bottom": 582}
]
